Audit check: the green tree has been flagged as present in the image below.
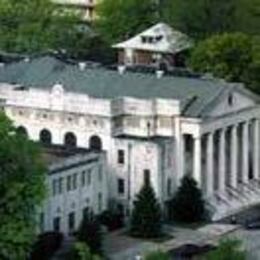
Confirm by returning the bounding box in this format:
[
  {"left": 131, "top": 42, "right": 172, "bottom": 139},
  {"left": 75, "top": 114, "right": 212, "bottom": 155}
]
[
  {"left": 69, "top": 242, "right": 101, "bottom": 260},
  {"left": 189, "top": 33, "right": 260, "bottom": 93},
  {"left": 130, "top": 179, "right": 162, "bottom": 238},
  {"left": 0, "top": 0, "right": 98, "bottom": 59},
  {"left": 95, "top": 0, "right": 158, "bottom": 44},
  {"left": 205, "top": 239, "right": 246, "bottom": 260},
  {"left": 0, "top": 113, "right": 46, "bottom": 259},
  {"left": 169, "top": 175, "right": 207, "bottom": 223},
  {"left": 162, "top": 0, "right": 237, "bottom": 39},
  {"left": 77, "top": 214, "right": 103, "bottom": 255},
  {"left": 144, "top": 250, "right": 170, "bottom": 260}
]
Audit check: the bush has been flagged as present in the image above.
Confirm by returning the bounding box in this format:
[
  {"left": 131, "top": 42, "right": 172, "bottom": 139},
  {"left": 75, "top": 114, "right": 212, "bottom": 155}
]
[
  {"left": 29, "top": 232, "right": 63, "bottom": 260},
  {"left": 67, "top": 242, "right": 101, "bottom": 260},
  {"left": 144, "top": 250, "right": 170, "bottom": 260},
  {"left": 77, "top": 214, "right": 103, "bottom": 255},
  {"left": 98, "top": 210, "right": 124, "bottom": 231}
]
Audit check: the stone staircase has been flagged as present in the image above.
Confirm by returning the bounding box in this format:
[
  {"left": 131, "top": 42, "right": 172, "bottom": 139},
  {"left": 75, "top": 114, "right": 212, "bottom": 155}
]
[{"left": 208, "top": 180, "right": 260, "bottom": 221}]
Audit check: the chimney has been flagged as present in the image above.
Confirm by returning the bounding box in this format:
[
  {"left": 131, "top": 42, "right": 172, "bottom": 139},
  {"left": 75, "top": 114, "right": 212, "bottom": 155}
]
[
  {"left": 118, "top": 65, "right": 126, "bottom": 75},
  {"left": 79, "top": 62, "right": 86, "bottom": 71},
  {"left": 156, "top": 70, "right": 164, "bottom": 79}
]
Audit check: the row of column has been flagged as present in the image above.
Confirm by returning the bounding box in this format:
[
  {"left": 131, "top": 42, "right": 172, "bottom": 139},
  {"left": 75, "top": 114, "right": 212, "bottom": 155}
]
[{"left": 192, "top": 119, "right": 260, "bottom": 196}]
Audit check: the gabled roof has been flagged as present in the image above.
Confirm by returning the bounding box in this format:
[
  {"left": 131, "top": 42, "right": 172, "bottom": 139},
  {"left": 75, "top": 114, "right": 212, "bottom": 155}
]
[
  {"left": 0, "top": 56, "right": 248, "bottom": 118},
  {"left": 113, "top": 23, "right": 193, "bottom": 54}
]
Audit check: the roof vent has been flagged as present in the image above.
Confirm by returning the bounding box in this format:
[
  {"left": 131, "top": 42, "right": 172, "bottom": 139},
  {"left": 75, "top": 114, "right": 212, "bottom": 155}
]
[
  {"left": 156, "top": 70, "right": 164, "bottom": 79},
  {"left": 79, "top": 62, "right": 86, "bottom": 71},
  {"left": 0, "top": 62, "right": 4, "bottom": 68},
  {"left": 118, "top": 65, "right": 126, "bottom": 75}
]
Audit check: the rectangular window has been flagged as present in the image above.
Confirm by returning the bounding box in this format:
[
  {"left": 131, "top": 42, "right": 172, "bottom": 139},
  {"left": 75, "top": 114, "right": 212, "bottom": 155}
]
[
  {"left": 118, "top": 178, "right": 125, "bottom": 194},
  {"left": 67, "top": 175, "right": 72, "bottom": 191},
  {"left": 144, "top": 169, "right": 151, "bottom": 185},
  {"left": 72, "top": 173, "right": 77, "bottom": 190},
  {"left": 53, "top": 217, "right": 60, "bottom": 232},
  {"left": 98, "top": 193, "right": 102, "bottom": 213},
  {"left": 87, "top": 169, "right": 91, "bottom": 186},
  {"left": 167, "top": 178, "right": 172, "bottom": 196},
  {"left": 68, "top": 212, "right": 75, "bottom": 233},
  {"left": 81, "top": 171, "right": 86, "bottom": 187},
  {"left": 83, "top": 207, "right": 89, "bottom": 219},
  {"left": 52, "top": 179, "right": 57, "bottom": 196},
  {"left": 118, "top": 150, "right": 125, "bottom": 164},
  {"left": 98, "top": 166, "right": 102, "bottom": 182},
  {"left": 58, "top": 177, "right": 63, "bottom": 194},
  {"left": 40, "top": 212, "right": 45, "bottom": 232}
]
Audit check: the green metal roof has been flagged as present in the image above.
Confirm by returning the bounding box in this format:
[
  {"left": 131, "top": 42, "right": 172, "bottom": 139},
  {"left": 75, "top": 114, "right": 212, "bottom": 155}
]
[{"left": 0, "top": 56, "right": 231, "bottom": 117}]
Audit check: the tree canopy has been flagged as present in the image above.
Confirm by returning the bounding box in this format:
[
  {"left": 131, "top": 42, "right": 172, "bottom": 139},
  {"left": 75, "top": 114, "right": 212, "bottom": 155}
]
[
  {"left": 189, "top": 33, "right": 260, "bottom": 93},
  {"left": 0, "top": 113, "right": 46, "bottom": 259},
  {"left": 95, "top": 0, "right": 158, "bottom": 44}
]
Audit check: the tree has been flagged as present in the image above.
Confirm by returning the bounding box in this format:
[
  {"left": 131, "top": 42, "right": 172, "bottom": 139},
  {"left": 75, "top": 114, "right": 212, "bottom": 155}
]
[
  {"left": 0, "top": 0, "right": 97, "bottom": 59},
  {"left": 205, "top": 239, "right": 246, "bottom": 260},
  {"left": 77, "top": 214, "right": 103, "bottom": 255},
  {"left": 189, "top": 33, "right": 260, "bottom": 93},
  {"left": 144, "top": 250, "right": 170, "bottom": 260},
  {"left": 169, "top": 175, "right": 207, "bottom": 223},
  {"left": 0, "top": 113, "right": 46, "bottom": 259},
  {"left": 130, "top": 179, "right": 162, "bottom": 238},
  {"left": 69, "top": 242, "right": 101, "bottom": 260},
  {"left": 162, "top": 0, "right": 237, "bottom": 39},
  {"left": 95, "top": 0, "right": 158, "bottom": 44}
]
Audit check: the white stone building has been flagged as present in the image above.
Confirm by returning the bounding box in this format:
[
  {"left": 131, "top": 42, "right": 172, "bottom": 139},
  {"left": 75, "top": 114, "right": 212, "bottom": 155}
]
[
  {"left": 0, "top": 56, "right": 260, "bottom": 220},
  {"left": 40, "top": 145, "right": 107, "bottom": 234}
]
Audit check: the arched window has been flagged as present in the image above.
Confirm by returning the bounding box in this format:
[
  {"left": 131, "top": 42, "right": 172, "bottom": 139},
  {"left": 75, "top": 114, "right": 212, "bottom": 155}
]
[
  {"left": 39, "top": 129, "right": 52, "bottom": 145},
  {"left": 89, "top": 135, "right": 102, "bottom": 151},
  {"left": 64, "top": 132, "right": 77, "bottom": 148},
  {"left": 17, "top": 126, "right": 28, "bottom": 137}
]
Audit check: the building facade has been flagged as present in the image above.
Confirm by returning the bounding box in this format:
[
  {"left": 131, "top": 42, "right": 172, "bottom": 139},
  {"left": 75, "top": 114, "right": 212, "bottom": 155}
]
[
  {"left": 0, "top": 56, "right": 260, "bottom": 220},
  {"left": 113, "top": 23, "right": 193, "bottom": 68},
  {"left": 40, "top": 146, "right": 107, "bottom": 234}
]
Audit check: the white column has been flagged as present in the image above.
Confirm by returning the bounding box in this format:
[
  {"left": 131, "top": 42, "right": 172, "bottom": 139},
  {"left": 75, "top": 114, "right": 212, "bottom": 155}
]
[
  {"left": 193, "top": 136, "right": 202, "bottom": 187},
  {"left": 206, "top": 133, "right": 214, "bottom": 195},
  {"left": 218, "top": 129, "right": 226, "bottom": 192},
  {"left": 242, "top": 122, "right": 249, "bottom": 183},
  {"left": 230, "top": 125, "right": 238, "bottom": 188},
  {"left": 253, "top": 119, "right": 260, "bottom": 180}
]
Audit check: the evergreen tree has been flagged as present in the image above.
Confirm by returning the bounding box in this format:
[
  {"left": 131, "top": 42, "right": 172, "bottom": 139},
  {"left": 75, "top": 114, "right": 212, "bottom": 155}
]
[
  {"left": 77, "top": 213, "right": 103, "bottom": 255},
  {"left": 130, "top": 179, "right": 161, "bottom": 238},
  {"left": 169, "top": 175, "right": 207, "bottom": 223}
]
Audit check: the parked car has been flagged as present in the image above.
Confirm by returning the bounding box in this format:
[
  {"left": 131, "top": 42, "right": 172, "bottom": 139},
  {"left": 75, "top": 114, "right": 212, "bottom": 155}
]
[{"left": 245, "top": 221, "right": 260, "bottom": 230}]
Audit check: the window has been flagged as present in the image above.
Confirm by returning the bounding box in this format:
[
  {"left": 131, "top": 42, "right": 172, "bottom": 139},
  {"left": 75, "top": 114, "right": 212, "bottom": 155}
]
[
  {"left": 228, "top": 93, "right": 234, "bottom": 106},
  {"left": 98, "top": 166, "right": 102, "bottom": 182},
  {"left": 53, "top": 217, "right": 61, "bottom": 232},
  {"left": 81, "top": 171, "right": 86, "bottom": 187},
  {"left": 83, "top": 207, "right": 89, "bottom": 219},
  {"left": 67, "top": 175, "right": 72, "bottom": 191},
  {"left": 58, "top": 177, "right": 63, "bottom": 194},
  {"left": 87, "top": 169, "right": 92, "bottom": 185},
  {"left": 118, "top": 178, "right": 125, "bottom": 194},
  {"left": 167, "top": 178, "right": 172, "bottom": 196},
  {"left": 144, "top": 169, "right": 150, "bottom": 185},
  {"left": 72, "top": 173, "right": 77, "bottom": 190},
  {"left": 39, "top": 212, "right": 45, "bottom": 232},
  {"left": 98, "top": 193, "right": 102, "bottom": 213},
  {"left": 68, "top": 212, "right": 75, "bottom": 232},
  {"left": 118, "top": 150, "right": 125, "bottom": 164},
  {"left": 52, "top": 179, "right": 57, "bottom": 196}
]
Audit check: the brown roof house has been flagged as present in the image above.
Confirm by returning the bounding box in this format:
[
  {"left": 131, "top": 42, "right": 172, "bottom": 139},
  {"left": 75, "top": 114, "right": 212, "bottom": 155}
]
[{"left": 113, "top": 23, "right": 193, "bottom": 69}]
